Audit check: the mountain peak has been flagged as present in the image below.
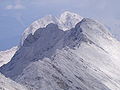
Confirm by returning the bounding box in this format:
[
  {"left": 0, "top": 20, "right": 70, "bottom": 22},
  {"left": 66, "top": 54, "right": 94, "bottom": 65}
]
[
  {"left": 59, "top": 11, "right": 80, "bottom": 18},
  {"left": 59, "top": 11, "right": 83, "bottom": 30}
]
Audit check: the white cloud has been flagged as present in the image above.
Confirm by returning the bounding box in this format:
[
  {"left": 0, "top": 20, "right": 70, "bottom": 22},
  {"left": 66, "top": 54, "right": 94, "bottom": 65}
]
[
  {"left": 5, "top": 0, "right": 25, "bottom": 10},
  {"left": 5, "top": 4, "right": 25, "bottom": 10}
]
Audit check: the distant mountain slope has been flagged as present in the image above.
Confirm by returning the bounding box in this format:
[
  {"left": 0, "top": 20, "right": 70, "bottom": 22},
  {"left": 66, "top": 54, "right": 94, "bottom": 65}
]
[
  {"left": 0, "top": 46, "right": 18, "bottom": 67},
  {"left": 1, "top": 12, "right": 120, "bottom": 90},
  {"left": 0, "top": 73, "right": 27, "bottom": 90}
]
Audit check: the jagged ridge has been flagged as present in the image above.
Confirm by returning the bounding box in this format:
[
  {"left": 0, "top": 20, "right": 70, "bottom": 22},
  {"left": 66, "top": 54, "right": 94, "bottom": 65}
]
[{"left": 20, "top": 11, "right": 83, "bottom": 46}]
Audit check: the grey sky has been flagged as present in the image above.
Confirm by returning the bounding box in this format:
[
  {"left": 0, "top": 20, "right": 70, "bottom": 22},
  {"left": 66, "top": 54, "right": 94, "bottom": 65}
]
[{"left": 0, "top": 0, "right": 120, "bottom": 50}]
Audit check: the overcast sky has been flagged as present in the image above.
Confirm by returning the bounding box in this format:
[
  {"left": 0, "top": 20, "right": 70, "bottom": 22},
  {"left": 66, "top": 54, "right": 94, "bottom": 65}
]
[{"left": 0, "top": 0, "right": 120, "bottom": 50}]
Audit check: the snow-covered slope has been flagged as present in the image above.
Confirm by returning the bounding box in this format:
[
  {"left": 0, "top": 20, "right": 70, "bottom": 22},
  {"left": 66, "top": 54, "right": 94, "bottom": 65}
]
[
  {"left": 1, "top": 12, "right": 120, "bottom": 90},
  {"left": 20, "top": 11, "right": 83, "bottom": 46},
  {"left": 0, "top": 46, "right": 18, "bottom": 67},
  {"left": 0, "top": 73, "right": 27, "bottom": 90}
]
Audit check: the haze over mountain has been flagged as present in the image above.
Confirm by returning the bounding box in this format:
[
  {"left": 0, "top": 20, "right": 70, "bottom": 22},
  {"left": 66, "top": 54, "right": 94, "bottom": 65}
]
[{"left": 1, "top": 11, "right": 120, "bottom": 90}]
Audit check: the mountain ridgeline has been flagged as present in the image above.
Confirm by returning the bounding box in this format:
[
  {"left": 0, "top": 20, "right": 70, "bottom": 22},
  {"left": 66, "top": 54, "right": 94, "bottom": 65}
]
[{"left": 1, "top": 11, "right": 120, "bottom": 90}]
